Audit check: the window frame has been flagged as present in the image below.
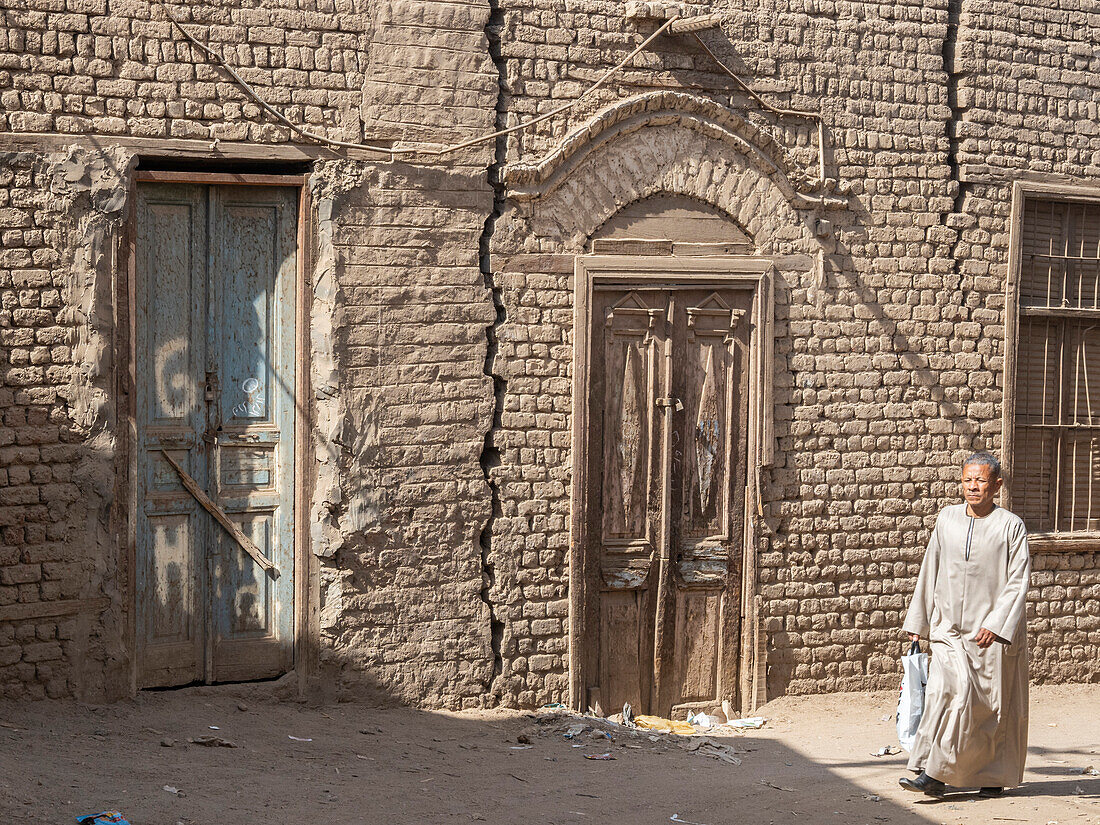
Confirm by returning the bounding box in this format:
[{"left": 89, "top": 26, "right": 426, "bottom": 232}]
[{"left": 1003, "top": 180, "right": 1100, "bottom": 551}]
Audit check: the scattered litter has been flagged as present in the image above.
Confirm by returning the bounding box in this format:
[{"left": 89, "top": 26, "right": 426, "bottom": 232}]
[
  {"left": 540, "top": 702, "right": 566, "bottom": 709},
  {"left": 863, "top": 794, "right": 882, "bottom": 802},
  {"left": 584, "top": 752, "right": 615, "bottom": 760},
  {"left": 1079, "top": 765, "right": 1100, "bottom": 776},
  {"left": 1074, "top": 785, "right": 1084, "bottom": 794},
  {"left": 686, "top": 711, "right": 717, "bottom": 729},
  {"left": 563, "top": 724, "right": 587, "bottom": 740},
  {"left": 510, "top": 745, "right": 533, "bottom": 750},
  {"left": 76, "top": 813, "right": 132, "bottom": 825},
  {"left": 1047, "top": 723, "right": 1058, "bottom": 728},
  {"left": 189, "top": 735, "right": 238, "bottom": 748},
  {"left": 634, "top": 715, "right": 696, "bottom": 735},
  {"left": 208, "top": 726, "right": 219, "bottom": 730},
  {"left": 162, "top": 785, "right": 181, "bottom": 795},
  {"left": 682, "top": 736, "right": 743, "bottom": 765},
  {"left": 0, "top": 721, "right": 19, "bottom": 731},
  {"left": 870, "top": 745, "right": 903, "bottom": 757},
  {"left": 722, "top": 716, "right": 766, "bottom": 730},
  {"left": 622, "top": 702, "right": 635, "bottom": 726},
  {"left": 759, "top": 779, "right": 796, "bottom": 792},
  {"left": 880, "top": 714, "right": 892, "bottom": 722},
  {"left": 670, "top": 815, "right": 709, "bottom": 825},
  {"left": 288, "top": 735, "right": 313, "bottom": 742}
]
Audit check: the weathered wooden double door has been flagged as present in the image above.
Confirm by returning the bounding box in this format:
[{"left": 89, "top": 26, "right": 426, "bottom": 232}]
[
  {"left": 584, "top": 285, "right": 752, "bottom": 716},
  {"left": 135, "top": 183, "right": 297, "bottom": 687}
]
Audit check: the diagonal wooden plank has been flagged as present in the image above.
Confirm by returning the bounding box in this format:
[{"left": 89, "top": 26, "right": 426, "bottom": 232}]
[{"left": 160, "top": 450, "right": 279, "bottom": 580}]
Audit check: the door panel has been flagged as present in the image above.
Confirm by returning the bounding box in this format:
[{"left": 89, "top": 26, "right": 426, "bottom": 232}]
[
  {"left": 585, "top": 283, "right": 751, "bottom": 716},
  {"left": 136, "top": 185, "right": 208, "bottom": 688},
  {"left": 136, "top": 183, "right": 297, "bottom": 688},
  {"left": 666, "top": 290, "right": 748, "bottom": 712},
  {"left": 209, "top": 186, "right": 297, "bottom": 682},
  {"left": 590, "top": 290, "right": 665, "bottom": 714}
]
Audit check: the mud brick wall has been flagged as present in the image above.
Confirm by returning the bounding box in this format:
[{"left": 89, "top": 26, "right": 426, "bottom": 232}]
[
  {"left": 0, "top": 148, "right": 129, "bottom": 701},
  {"left": 0, "top": 0, "right": 369, "bottom": 143}
]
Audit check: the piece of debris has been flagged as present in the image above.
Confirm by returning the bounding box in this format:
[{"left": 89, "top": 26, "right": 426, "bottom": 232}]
[
  {"left": 584, "top": 752, "right": 615, "bottom": 760},
  {"left": 686, "top": 711, "right": 715, "bottom": 729},
  {"left": 863, "top": 793, "right": 882, "bottom": 802},
  {"left": 517, "top": 734, "right": 532, "bottom": 745},
  {"left": 634, "top": 715, "right": 696, "bottom": 735},
  {"left": 208, "top": 726, "right": 220, "bottom": 730},
  {"left": 160, "top": 738, "right": 175, "bottom": 747},
  {"left": 288, "top": 735, "right": 313, "bottom": 742},
  {"left": 189, "top": 735, "right": 239, "bottom": 748},
  {"left": 76, "top": 813, "right": 132, "bottom": 825},
  {"left": 563, "top": 724, "right": 588, "bottom": 740},
  {"left": 237, "top": 702, "right": 249, "bottom": 712},
  {"left": 870, "top": 745, "right": 903, "bottom": 757},
  {"left": 722, "top": 716, "right": 766, "bottom": 730},
  {"left": 162, "top": 785, "right": 181, "bottom": 795},
  {"left": 759, "top": 779, "right": 796, "bottom": 792},
  {"left": 670, "top": 815, "right": 709, "bottom": 825},
  {"left": 1079, "top": 765, "right": 1100, "bottom": 776}
]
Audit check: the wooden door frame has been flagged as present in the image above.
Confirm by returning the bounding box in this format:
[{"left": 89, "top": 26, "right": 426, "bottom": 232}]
[
  {"left": 570, "top": 254, "right": 777, "bottom": 716},
  {"left": 121, "top": 170, "right": 316, "bottom": 694}
]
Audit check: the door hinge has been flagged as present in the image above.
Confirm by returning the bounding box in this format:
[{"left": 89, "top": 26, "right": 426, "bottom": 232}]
[{"left": 656, "top": 397, "right": 683, "bottom": 411}]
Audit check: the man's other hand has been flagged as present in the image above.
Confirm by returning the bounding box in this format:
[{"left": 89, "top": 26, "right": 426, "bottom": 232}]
[
  {"left": 974, "top": 627, "right": 998, "bottom": 648},
  {"left": 907, "top": 633, "right": 920, "bottom": 642}
]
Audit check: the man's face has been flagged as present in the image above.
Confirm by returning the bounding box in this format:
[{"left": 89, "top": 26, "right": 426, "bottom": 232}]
[{"left": 961, "top": 462, "right": 1002, "bottom": 511}]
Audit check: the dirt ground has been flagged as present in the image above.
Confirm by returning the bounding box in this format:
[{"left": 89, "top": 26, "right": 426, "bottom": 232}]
[{"left": 1, "top": 683, "right": 1096, "bottom": 825}]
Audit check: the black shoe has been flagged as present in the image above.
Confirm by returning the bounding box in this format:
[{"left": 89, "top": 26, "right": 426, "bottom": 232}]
[
  {"left": 899, "top": 771, "right": 946, "bottom": 798},
  {"left": 978, "top": 787, "right": 1003, "bottom": 798}
]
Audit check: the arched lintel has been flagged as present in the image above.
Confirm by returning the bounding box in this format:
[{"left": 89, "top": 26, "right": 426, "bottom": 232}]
[{"left": 502, "top": 91, "right": 847, "bottom": 211}]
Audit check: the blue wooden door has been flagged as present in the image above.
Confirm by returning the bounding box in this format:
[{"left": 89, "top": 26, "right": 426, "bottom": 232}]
[{"left": 136, "top": 183, "right": 297, "bottom": 687}]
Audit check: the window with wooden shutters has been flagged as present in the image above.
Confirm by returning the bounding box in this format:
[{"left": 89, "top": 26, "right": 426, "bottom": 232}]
[{"left": 1011, "top": 196, "right": 1100, "bottom": 536}]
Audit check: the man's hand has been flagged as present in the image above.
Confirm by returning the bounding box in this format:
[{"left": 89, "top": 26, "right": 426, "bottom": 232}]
[
  {"left": 907, "top": 633, "right": 920, "bottom": 643},
  {"left": 974, "top": 627, "right": 999, "bottom": 649}
]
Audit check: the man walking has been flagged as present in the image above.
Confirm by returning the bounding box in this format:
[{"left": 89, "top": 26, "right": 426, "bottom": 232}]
[{"left": 899, "top": 452, "right": 1031, "bottom": 799}]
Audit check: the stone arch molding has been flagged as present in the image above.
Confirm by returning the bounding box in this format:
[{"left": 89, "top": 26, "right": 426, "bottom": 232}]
[
  {"left": 497, "top": 114, "right": 821, "bottom": 255},
  {"left": 502, "top": 91, "right": 846, "bottom": 212}
]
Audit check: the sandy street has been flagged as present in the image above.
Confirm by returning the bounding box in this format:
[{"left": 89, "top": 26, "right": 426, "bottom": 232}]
[{"left": 0, "top": 684, "right": 1096, "bottom": 825}]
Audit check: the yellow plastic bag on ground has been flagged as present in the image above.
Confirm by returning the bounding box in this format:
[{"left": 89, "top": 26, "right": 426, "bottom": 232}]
[{"left": 633, "top": 715, "right": 696, "bottom": 735}]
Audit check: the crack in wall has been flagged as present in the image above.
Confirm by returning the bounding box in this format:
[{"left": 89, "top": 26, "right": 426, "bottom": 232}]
[
  {"left": 477, "top": 0, "right": 508, "bottom": 696},
  {"left": 941, "top": 0, "right": 970, "bottom": 295},
  {"left": 943, "top": 0, "right": 965, "bottom": 215}
]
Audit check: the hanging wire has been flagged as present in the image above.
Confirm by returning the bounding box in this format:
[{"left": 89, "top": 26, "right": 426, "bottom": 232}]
[{"left": 153, "top": 0, "right": 677, "bottom": 161}]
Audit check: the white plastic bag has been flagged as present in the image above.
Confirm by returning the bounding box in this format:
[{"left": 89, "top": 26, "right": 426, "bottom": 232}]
[{"left": 896, "top": 640, "right": 928, "bottom": 752}]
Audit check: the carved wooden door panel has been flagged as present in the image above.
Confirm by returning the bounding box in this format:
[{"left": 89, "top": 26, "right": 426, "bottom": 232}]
[
  {"left": 657, "top": 289, "right": 750, "bottom": 715},
  {"left": 136, "top": 182, "right": 296, "bottom": 688},
  {"left": 587, "top": 290, "right": 666, "bottom": 714},
  {"left": 586, "top": 285, "right": 751, "bottom": 716}
]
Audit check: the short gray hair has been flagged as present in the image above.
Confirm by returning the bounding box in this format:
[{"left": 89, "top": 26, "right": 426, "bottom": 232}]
[{"left": 963, "top": 451, "right": 1001, "bottom": 479}]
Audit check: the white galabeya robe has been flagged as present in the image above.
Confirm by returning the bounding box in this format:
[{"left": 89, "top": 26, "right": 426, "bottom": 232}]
[{"left": 903, "top": 503, "right": 1031, "bottom": 788}]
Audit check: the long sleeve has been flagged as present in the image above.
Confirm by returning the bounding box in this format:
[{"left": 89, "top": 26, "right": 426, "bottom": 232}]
[
  {"left": 903, "top": 517, "right": 941, "bottom": 637},
  {"left": 980, "top": 520, "right": 1031, "bottom": 644}
]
